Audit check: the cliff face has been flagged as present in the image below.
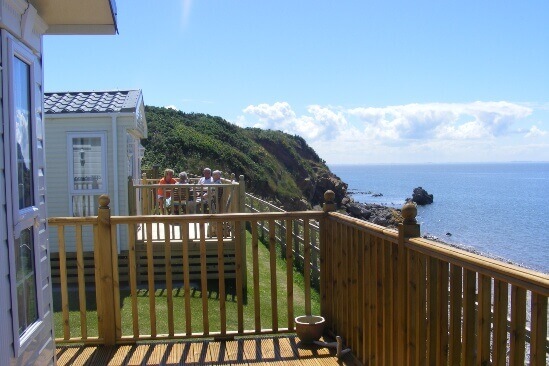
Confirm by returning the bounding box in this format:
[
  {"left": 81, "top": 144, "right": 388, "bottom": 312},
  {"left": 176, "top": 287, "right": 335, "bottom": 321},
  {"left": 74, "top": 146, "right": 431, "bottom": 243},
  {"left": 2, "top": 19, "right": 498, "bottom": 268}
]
[{"left": 142, "top": 106, "right": 348, "bottom": 210}]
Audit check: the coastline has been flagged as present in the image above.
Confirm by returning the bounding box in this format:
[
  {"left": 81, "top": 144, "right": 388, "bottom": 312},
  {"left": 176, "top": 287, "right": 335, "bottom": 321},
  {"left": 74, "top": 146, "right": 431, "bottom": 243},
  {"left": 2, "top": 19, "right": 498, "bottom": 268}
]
[
  {"left": 344, "top": 199, "right": 548, "bottom": 275},
  {"left": 330, "top": 162, "right": 549, "bottom": 274}
]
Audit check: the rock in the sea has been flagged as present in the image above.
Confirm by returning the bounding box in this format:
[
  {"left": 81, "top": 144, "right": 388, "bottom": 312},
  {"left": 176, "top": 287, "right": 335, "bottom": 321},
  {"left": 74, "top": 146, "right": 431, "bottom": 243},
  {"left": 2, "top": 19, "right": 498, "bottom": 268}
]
[{"left": 411, "top": 186, "right": 433, "bottom": 205}]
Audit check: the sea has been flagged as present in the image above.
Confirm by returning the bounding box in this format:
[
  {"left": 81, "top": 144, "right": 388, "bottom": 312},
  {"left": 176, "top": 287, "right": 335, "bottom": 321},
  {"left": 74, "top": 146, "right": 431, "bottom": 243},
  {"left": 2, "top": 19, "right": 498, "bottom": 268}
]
[{"left": 329, "top": 162, "right": 549, "bottom": 274}]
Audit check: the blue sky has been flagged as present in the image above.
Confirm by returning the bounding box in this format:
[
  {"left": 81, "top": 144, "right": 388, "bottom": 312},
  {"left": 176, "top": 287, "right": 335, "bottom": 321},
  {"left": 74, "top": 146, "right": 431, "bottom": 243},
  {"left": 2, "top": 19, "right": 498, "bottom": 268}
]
[{"left": 43, "top": 0, "right": 548, "bottom": 164}]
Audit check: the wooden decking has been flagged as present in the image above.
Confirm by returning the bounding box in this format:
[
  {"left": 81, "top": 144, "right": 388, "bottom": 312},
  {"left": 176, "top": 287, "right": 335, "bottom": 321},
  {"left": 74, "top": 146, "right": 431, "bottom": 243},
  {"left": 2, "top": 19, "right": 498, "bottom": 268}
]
[{"left": 55, "top": 335, "right": 359, "bottom": 365}]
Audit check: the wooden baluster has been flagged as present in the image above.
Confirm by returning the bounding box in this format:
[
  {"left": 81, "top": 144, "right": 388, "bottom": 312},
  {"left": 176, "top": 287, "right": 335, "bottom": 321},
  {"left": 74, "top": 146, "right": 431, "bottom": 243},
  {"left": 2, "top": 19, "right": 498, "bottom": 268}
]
[
  {"left": 477, "top": 274, "right": 492, "bottom": 365},
  {"left": 509, "top": 285, "right": 526, "bottom": 365},
  {"left": 57, "top": 225, "right": 70, "bottom": 340},
  {"left": 530, "top": 292, "right": 548, "bottom": 366},
  {"left": 128, "top": 223, "right": 139, "bottom": 338},
  {"left": 269, "top": 220, "right": 278, "bottom": 331},
  {"left": 492, "top": 279, "right": 509, "bottom": 365},
  {"left": 75, "top": 224, "right": 88, "bottom": 339},
  {"left": 286, "top": 218, "right": 294, "bottom": 331},
  {"left": 252, "top": 221, "right": 261, "bottom": 332},
  {"left": 199, "top": 222, "right": 209, "bottom": 335},
  {"left": 182, "top": 223, "right": 192, "bottom": 336}
]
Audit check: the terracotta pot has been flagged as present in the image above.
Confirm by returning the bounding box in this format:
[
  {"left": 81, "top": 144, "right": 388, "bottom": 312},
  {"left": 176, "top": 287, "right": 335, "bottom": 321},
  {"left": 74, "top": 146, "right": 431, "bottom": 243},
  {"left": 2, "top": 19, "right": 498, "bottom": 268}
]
[{"left": 295, "top": 315, "right": 325, "bottom": 344}]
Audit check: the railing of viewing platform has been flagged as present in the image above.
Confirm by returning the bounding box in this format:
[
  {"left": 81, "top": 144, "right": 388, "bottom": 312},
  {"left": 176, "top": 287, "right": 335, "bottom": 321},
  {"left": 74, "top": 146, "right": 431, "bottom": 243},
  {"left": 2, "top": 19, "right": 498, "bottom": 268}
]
[
  {"left": 245, "top": 193, "right": 321, "bottom": 289},
  {"left": 130, "top": 173, "right": 244, "bottom": 216},
  {"left": 48, "top": 192, "right": 548, "bottom": 365},
  {"left": 48, "top": 196, "right": 322, "bottom": 345}
]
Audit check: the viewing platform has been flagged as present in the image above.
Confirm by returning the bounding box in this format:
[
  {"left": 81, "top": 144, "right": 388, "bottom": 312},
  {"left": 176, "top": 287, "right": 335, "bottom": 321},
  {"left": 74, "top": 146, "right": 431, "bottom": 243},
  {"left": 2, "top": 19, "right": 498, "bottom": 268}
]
[{"left": 48, "top": 192, "right": 549, "bottom": 365}]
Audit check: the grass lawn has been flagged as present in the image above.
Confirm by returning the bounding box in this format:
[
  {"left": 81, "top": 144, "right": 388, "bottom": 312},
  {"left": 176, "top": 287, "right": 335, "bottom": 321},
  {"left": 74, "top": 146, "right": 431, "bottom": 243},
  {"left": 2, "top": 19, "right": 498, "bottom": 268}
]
[{"left": 53, "top": 229, "right": 320, "bottom": 338}]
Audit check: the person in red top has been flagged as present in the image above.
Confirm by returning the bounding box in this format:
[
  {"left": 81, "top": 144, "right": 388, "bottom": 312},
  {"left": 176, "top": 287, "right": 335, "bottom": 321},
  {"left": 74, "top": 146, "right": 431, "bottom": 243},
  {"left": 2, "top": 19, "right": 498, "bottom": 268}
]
[{"left": 158, "top": 169, "right": 176, "bottom": 213}]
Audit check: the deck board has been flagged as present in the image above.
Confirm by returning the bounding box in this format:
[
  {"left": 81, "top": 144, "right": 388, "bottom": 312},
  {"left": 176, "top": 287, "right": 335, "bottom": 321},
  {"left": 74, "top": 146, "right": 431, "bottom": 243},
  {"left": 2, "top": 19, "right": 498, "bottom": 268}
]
[{"left": 55, "top": 335, "right": 359, "bottom": 365}]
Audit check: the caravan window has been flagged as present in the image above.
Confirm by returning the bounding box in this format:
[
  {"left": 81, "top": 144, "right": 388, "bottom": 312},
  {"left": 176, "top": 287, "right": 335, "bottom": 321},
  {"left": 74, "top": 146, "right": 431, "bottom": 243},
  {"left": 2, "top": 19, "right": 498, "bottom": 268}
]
[
  {"left": 67, "top": 132, "right": 108, "bottom": 216},
  {"left": 14, "top": 57, "right": 34, "bottom": 210}
]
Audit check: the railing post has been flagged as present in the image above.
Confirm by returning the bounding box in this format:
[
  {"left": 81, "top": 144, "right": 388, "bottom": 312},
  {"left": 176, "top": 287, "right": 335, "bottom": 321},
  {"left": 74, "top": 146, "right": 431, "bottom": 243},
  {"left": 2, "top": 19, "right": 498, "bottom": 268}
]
[
  {"left": 128, "top": 176, "right": 136, "bottom": 216},
  {"left": 142, "top": 172, "right": 149, "bottom": 215},
  {"left": 396, "top": 201, "right": 420, "bottom": 364},
  {"left": 320, "top": 191, "right": 336, "bottom": 320},
  {"left": 95, "top": 195, "right": 116, "bottom": 345},
  {"left": 152, "top": 164, "right": 160, "bottom": 179}
]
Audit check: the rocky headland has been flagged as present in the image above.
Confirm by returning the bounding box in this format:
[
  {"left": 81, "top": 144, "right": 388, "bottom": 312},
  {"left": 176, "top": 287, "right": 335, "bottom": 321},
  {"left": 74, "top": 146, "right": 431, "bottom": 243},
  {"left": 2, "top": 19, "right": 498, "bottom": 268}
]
[
  {"left": 305, "top": 171, "right": 404, "bottom": 229},
  {"left": 343, "top": 200, "right": 403, "bottom": 228},
  {"left": 310, "top": 174, "right": 435, "bottom": 229},
  {"left": 303, "top": 172, "right": 542, "bottom": 272}
]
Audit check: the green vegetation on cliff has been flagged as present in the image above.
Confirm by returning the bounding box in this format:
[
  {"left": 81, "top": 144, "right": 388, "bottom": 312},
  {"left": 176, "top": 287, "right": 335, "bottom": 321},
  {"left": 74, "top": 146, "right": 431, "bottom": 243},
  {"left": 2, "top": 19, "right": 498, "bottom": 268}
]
[{"left": 142, "top": 106, "right": 339, "bottom": 209}]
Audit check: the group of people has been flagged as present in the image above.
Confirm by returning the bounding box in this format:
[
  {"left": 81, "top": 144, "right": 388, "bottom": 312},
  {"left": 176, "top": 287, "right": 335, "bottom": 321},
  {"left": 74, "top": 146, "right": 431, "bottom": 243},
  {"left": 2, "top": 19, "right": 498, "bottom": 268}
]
[
  {"left": 176, "top": 168, "right": 222, "bottom": 185},
  {"left": 157, "top": 167, "right": 223, "bottom": 212}
]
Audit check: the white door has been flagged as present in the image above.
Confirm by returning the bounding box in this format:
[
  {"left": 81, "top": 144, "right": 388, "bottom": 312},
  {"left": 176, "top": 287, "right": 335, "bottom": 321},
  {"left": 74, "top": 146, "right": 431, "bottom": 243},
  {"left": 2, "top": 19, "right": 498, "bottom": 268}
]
[{"left": 1, "top": 30, "right": 54, "bottom": 364}]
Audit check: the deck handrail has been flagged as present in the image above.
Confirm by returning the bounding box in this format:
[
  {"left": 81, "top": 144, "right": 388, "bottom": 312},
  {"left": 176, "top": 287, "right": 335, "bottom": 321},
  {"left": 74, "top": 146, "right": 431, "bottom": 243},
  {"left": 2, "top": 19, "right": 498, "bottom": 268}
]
[
  {"left": 48, "top": 192, "right": 548, "bottom": 365},
  {"left": 322, "top": 193, "right": 548, "bottom": 365},
  {"left": 130, "top": 173, "right": 244, "bottom": 216},
  {"left": 245, "top": 193, "right": 322, "bottom": 288}
]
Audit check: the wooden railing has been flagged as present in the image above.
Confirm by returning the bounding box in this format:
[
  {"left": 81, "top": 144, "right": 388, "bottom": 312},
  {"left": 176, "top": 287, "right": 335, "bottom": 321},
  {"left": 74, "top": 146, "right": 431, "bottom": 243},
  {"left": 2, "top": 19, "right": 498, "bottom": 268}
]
[
  {"left": 48, "top": 192, "right": 548, "bottom": 365},
  {"left": 48, "top": 195, "right": 322, "bottom": 345},
  {"left": 321, "top": 194, "right": 549, "bottom": 365},
  {"left": 130, "top": 174, "right": 245, "bottom": 216},
  {"left": 245, "top": 193, "right": 321, "bottom": 289}
]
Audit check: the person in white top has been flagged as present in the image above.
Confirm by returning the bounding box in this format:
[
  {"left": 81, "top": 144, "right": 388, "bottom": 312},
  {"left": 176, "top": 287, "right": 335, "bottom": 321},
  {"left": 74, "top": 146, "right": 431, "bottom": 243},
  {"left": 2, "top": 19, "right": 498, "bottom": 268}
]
[
  {"left": 196, "top": 168, "right": 213, "bottom": 204},
  {"left": 198, "top": 168, "right": 213, "bottom": 184}
]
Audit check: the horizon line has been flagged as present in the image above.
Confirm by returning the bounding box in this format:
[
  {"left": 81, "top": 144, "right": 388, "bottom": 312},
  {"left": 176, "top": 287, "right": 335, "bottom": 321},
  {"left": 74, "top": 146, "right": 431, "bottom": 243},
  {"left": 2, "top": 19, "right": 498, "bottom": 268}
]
[{"left": 328, "top": 161, "right": 549, "bottom": 166}]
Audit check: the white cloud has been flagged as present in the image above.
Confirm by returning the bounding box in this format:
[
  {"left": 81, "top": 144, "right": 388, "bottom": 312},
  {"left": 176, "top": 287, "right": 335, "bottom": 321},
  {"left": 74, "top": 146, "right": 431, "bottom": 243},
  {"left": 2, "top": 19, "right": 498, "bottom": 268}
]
[
  {"left": 242, "top": 101, "right": 532, "bottom": 142},
  {"left": 242, "top": 102, "right": 347, "bottom": 140},
  {"left": 165, "top": 105, "right": 179, "bottom": 111},
  {"left": 348, "top": 101, "right": 532, "bottom": 140},
  {"left": 525, "top": 125, "right": 547, "bottom": 138},
  {"left": 434, "top": 120, "right": 491, "bottom": 140},
  {"left": 243, "top": 102, "right": 296, "bottom": 124},
  {"left": 239, "top": 100, "right": 546, "bottom": 163}
]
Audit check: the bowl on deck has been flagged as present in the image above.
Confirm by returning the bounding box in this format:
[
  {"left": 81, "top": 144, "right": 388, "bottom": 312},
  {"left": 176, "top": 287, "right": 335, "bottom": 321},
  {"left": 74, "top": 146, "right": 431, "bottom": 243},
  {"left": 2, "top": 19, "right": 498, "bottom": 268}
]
[{"left": 295, "top": 315, "right": 325, "bottom": 344}]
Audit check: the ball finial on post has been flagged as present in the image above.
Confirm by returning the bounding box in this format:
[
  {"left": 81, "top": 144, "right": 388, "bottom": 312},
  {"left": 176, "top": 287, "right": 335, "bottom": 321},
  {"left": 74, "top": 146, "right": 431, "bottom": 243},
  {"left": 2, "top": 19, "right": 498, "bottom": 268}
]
[
  {"left": 399, "top": 200, "right": 420, "bottom": 238},
  {"left": 99, "top": 194, "right": 110, "bottom": 209},
  {"left": 323, "top": 190, "right": 336, "bottom": 212},
  {"left": 401, "top": 200, "right": 417, "bottom": 225}
]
